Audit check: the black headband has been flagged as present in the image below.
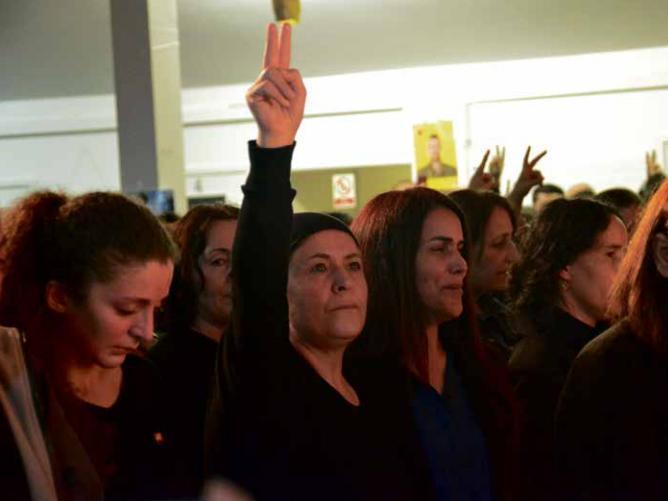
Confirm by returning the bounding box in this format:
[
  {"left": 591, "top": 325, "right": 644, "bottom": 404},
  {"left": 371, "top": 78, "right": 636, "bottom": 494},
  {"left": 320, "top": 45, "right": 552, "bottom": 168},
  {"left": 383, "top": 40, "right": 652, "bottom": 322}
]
[{"left": 290, "top": 212, "right": 358, "bottom": 253}]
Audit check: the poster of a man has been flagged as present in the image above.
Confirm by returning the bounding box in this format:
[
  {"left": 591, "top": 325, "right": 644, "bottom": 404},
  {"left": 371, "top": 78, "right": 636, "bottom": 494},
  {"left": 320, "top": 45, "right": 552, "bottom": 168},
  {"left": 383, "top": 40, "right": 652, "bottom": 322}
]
[
  {"left": 413, "top": 121, "right": 458, "bottom": 190},
  {"left": 418, "top": 134, "right": 457, "bottom": 178}
]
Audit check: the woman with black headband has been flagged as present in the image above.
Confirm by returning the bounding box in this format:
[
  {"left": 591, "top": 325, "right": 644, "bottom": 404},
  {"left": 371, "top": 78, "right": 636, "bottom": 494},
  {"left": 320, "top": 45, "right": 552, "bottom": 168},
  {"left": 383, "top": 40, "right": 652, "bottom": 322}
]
[{"left": 205, "top": 24, "right": 430, "bottom": 501}]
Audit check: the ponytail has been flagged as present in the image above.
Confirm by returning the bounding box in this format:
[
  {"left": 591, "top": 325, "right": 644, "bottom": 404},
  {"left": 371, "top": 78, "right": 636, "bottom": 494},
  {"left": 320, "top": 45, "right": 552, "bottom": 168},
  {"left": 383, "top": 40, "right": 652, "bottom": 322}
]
[{"left": 0, "top": 192, "right": 67, "bottom": 333}]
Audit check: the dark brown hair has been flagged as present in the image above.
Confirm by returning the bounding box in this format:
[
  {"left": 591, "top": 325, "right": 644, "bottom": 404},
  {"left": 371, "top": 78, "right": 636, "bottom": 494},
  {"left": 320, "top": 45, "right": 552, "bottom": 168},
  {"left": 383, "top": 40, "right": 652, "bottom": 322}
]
[
  {"left": 352, "top": 187, "right": 519, "bottom": 499},
  {"left": 352, "top": 187, "right": 475, "bottom": 381},
  {"left": 0, "top": 191, "right": 177, "bottom": 340},
  {"left": 509, "top": 198, "right": 620, "bottom": 319},
  {"left": 450, "top": 189, "right": 516, "bottom": 261},
  {"left": 609, "top": 180, "right": 668, "bottom": 353},
  {"left": 162, "top": 203, "right": 239, "bottom": 333}
]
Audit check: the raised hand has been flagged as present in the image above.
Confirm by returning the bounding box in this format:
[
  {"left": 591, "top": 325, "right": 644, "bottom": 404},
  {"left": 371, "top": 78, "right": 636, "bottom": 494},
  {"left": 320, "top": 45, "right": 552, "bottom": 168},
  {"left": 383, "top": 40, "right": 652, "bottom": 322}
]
[
  {"left": 468, "top": 150, "right": 497, "bottom": 191},
  {"left": 488, "top": 145, "right": 506, "bottom": 185},
  {"left": 246, "top": 23, "right": 306, "bottom": 148},
  {"left": 646, "top": 150, "right": 663, "bottom": 178},
  {"left": 508, "top": 146, "right": 547, "bottom": 212}
]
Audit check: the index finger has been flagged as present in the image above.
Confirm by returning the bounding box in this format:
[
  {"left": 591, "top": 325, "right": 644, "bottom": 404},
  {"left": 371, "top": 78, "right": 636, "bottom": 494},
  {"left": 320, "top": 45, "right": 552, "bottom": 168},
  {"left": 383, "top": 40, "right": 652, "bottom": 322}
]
[
  {"left": 529, "top": 150, "right": 547, "bottom": 168},
  {"left": 476, "top": 150, "right": 490, "bottom": 175},
  {"left": 263, "top": 23, "right": 279, "bottom": 69},
  {"left": 278, "top": 23, "right": 291, "bottom": 69},
  {"left": 523, "top": 146, "right": 532, "bottom": 170}
]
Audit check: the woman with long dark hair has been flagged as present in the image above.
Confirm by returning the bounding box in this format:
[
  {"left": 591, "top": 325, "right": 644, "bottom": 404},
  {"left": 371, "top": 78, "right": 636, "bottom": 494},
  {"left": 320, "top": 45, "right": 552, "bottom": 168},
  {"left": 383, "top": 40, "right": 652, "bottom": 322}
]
[
  {"left": 0, "top": 191, "right": 177, "bottom": 500},
  {"left": 556, "top": 180, "right": 668, "bottom": 500},
  {"left": 149, "top": 203, "right": 238, "bottom": 495},
  {"left": 352, "top": 188, "right": 519, "bottom": 501},
  {"left": 450, "top": 189, "right": 520, "bottom": 361},
  {"left": 508, "top": 198, "right": 627, "bottom": 500}
]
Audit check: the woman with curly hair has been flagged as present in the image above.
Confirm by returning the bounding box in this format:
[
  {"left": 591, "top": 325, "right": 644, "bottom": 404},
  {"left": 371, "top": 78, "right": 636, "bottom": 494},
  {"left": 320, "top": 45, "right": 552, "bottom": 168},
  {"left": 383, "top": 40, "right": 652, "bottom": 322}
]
[
  {"left": 508, "top": 198, "right": 627, "bottom": 501},
  {"left": 556, "top": 180, "right": 668, "bottom": 500}
]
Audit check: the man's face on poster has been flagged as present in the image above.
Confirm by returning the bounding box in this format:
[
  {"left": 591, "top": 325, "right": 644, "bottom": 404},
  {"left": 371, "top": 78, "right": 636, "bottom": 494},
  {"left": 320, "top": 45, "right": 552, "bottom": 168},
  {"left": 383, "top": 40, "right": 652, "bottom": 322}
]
[{"left": 427, "top": 136, "right": 441, "bottom": 162}]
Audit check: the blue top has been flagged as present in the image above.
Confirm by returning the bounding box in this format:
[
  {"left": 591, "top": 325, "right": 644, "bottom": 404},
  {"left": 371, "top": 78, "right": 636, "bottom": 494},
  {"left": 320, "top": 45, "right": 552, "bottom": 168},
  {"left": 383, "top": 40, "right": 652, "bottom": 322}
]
[{"left": 411, "top": 353, "right": 493, "bottom": 501}]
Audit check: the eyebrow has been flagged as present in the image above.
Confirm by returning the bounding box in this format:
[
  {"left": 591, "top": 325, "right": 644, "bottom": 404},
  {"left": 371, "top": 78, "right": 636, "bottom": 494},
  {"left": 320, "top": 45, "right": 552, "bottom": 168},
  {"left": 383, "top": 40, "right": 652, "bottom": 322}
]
[
  {"left": 306, "top": 252, "right": 362, "bottom": 260},
  {"left": 205, "top": 247, "right": 231, "bottom": 255},
  {"left": 428, "top": 236, "right": 464, "bottom": 245},
  {"left": 116, "top": 297, "right": 151, "bottom": 306}
]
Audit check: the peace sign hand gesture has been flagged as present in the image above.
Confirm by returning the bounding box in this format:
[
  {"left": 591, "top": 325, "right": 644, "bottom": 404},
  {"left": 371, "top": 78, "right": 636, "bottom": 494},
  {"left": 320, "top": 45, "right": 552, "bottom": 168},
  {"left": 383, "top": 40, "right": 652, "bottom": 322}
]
[
  {"left": 646, "top": 150, "right": 663, "bottom": 178},
  {"left": 508, "top": 146, "right": 547, "bottom": 212},
  {"left": 468, "top": 150, "right": 497, "bottom": 191},
  {"left": 488, "top": 146, "right": 506, "bottom": 182},
  {"left": 246, "top": 23, "right": 306, "bottom": 148}
]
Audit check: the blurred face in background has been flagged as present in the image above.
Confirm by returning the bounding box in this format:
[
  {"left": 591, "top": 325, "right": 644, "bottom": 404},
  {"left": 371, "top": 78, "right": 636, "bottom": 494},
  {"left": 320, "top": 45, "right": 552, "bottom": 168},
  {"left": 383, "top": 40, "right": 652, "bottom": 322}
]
[
  {"left": 427, "top": 136, "right": 441, "bottom": 163},
  {"left": 471, "top": 206, "right": 520, "bottom": 295},
  {"left": 196, "top": 219, "right": 238, "bottom": 333},
  {"left": 619, "top": 204, "right": 640, "bottom": 234},
  {"left": 415, "top": 208, "right": 468, "bottom": 326},
  {"left": 534, "top": 192, "right": 563, "bottom": 215},
  {"left": 559, "top": 215, "right": 628, "bottom": 326}
]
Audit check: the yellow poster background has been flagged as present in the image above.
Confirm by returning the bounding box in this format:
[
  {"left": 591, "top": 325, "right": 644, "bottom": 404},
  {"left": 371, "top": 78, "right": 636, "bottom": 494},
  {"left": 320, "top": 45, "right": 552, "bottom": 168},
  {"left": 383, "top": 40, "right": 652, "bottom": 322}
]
[{"left": 413, "top": 121, "right": 458, "bottom": 191}]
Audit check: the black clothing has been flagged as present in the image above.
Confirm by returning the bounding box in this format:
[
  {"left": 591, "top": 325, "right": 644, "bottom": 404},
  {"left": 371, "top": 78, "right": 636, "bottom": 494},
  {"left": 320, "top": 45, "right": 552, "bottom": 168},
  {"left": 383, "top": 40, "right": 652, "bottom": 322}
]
[
  {"left": 509, "top": 307, "right": 603, "bottom": 501},
  {"left": 149, "top": 328, "right": 218, "bottom": 495},
  {"left": 48, "top": 355, "right": 174, "bottom": 501},
  {"left": 290, "top": 211, "right": 357, "bottom": 251},
  {"left": 411, "top": 341, "right": 493, "bottom": 501},
  {"left": 0, "top": 407, "right": 32, "bottom": 500},
  {"left": 477, "top": 293, "right": 520, "bottom": 363},
  {"left": 206, "top": 141, "right": 431, "bottom": 501},
  {"left": 556, "top": 320, "right": 668, "bottom": 501}
]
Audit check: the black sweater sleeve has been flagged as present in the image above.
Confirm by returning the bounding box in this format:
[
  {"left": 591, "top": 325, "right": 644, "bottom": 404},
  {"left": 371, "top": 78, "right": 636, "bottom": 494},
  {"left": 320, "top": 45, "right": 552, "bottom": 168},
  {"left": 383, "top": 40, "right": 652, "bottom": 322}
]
[
  {"left": 230, "top": 141, "right": 296, "bottom": 354},
  {"left": 206, "top": 141, "right": 296, "bottom": 476}
]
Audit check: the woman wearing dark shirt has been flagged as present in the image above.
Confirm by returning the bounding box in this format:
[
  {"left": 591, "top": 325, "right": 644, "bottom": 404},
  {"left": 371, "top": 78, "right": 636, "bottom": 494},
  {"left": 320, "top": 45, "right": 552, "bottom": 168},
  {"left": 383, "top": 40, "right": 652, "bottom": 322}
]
[
  {"left": 508, "top": 198, "right": 627, "bottom": 500},
  {"left": 556, "top": 180, "right": 668, "bottom": 500},
  {"left": 450, "top": 190, "right": 521, "bottom": 361},
  {"left": 352, "top": 188, "right": 519, "bottom": 501},
  {"left": 206, "top": 23, "right": 430, "bottom": 501},
  {"left": 150, "top": 203, "right": 238, "bottom": 495},
  {"left": 0, "top": 191, "right": 177, "bottom": 500}
]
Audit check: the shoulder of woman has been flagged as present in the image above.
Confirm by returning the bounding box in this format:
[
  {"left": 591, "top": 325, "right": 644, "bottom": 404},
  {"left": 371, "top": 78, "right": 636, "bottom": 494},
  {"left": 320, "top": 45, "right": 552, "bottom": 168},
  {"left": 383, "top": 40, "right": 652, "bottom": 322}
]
[{"left": 575, "top": 320, "right": 636, "bottom": 363}]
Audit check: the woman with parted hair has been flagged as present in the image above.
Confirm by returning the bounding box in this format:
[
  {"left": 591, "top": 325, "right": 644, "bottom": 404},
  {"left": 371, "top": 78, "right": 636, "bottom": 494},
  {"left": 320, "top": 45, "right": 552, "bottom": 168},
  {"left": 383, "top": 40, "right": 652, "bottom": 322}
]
[
  {"left": 556, "top": 180, "right": 668, "bottom": 501},
  {"left": 149, "top": 203, "right": 238, "bottom": 495},
  {"left": 352, "top": 188, "right": 519, "bottom": 501},
  {"left": 507, "top": 198, "right": 627, "bottom": 501},
  {"left": 449, "top": 189, "right": 521, "bottom": 361}
]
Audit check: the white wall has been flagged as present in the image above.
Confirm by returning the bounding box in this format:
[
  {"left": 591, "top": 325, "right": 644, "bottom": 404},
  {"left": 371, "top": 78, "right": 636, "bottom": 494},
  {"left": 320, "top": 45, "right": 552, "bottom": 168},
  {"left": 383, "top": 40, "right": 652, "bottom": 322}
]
[
  {"left": 1, "top": 46, "right": 667, "bottom": 207},
  {"left": 468, "top": 90, "right": 668, "bottom": 194}
]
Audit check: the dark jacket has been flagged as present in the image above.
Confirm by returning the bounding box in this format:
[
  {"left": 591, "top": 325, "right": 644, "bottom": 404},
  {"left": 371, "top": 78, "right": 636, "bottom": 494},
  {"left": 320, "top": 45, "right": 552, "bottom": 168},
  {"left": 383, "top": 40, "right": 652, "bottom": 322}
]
[
  {"left": 477, "top": 293, "right": 521, "bottom": 363},
  {"left": 40, "top": 355, "right": 176, "bottom": 501},
  {"left": 149, "top": 328, "right": 218, "bottom": 496},
  {"left": 509, "top": 307, "right": 603, "bottom": 501},
  {"left": 206, "top": 142, "right": 432, "bottom": 501},
  {"left": 556, "top": 319, "right": 668, "bottom": 501}
]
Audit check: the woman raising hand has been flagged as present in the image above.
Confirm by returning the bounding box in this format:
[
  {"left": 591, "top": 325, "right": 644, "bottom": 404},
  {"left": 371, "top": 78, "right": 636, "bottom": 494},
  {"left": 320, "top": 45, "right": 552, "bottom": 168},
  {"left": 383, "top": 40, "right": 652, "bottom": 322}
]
[{"left": 206, "top": 24, "right": 431, "bottom": 501}]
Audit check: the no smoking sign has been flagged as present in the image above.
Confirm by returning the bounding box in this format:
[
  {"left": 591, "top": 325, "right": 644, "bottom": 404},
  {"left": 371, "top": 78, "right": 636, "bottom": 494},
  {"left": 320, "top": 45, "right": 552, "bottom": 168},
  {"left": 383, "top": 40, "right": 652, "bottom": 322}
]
[{"left": 332, "top": 173, "right": 357, "bottom": 210}]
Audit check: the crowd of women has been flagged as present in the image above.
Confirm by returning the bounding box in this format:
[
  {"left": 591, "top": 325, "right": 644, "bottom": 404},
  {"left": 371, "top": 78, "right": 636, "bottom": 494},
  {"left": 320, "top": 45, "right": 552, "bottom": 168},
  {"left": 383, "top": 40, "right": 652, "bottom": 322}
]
[{"left": 1, "top": 23, "right": 667, "bottom": 501}]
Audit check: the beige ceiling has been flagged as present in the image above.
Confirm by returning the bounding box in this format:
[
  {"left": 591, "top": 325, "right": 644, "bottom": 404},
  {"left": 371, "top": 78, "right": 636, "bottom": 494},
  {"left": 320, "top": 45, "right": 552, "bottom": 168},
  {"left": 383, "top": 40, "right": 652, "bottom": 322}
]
[{"left": 2, "top": 0, "right": 668, "bottom": 101}]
